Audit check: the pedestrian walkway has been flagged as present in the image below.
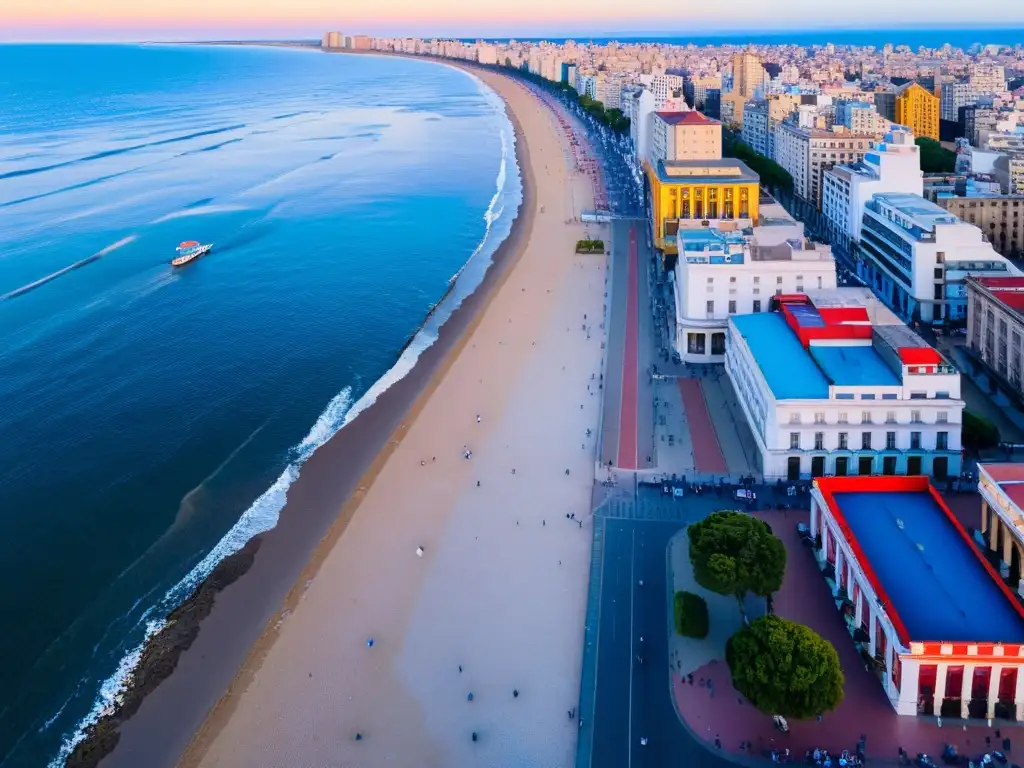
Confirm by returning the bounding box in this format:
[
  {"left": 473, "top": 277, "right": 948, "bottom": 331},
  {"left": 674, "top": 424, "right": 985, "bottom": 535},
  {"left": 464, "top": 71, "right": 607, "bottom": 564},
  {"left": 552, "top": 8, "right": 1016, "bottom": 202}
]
[
  {"left": 677, "top": 378, "right": 728, "bottom": 475},
  {"left": 699, "top": 374, "right": 755, "bottom": 477}
]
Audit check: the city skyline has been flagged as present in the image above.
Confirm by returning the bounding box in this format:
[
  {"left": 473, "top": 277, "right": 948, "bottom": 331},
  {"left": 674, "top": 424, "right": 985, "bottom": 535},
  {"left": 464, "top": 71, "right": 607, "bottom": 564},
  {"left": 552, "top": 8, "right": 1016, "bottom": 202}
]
[{"left": 4, "top": 1, "right": 1024, "bottom": 43}]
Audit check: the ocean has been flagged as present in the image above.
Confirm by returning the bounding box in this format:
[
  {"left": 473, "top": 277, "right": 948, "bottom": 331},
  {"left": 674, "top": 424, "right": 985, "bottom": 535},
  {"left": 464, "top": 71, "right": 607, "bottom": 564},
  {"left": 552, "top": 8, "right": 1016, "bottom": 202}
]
[{"left": 0, "top": 43, "right": 520, "bottom": 767}]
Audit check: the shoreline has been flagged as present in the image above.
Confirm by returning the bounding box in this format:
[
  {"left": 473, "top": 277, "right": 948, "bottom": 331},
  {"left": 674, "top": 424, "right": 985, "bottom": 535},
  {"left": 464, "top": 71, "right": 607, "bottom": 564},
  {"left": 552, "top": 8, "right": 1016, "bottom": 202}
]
[{"left": 67, "top": 59, "right": 538, "bottom": 768}]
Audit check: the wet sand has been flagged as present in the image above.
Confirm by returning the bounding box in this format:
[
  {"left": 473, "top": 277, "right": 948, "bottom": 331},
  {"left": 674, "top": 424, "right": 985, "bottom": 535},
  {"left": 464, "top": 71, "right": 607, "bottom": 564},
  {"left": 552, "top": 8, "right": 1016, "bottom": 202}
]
[{"left": 88, "top": 64, "right": 604, "bottom": 768}]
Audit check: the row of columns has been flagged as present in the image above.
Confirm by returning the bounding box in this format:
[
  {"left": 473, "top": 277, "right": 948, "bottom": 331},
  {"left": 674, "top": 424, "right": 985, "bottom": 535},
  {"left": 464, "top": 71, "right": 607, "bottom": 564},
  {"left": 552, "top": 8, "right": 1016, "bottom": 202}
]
[
  {"left": 930, "top": 662, "right": 1024, "bottom": 721},
  {"left": 981, "top": 499, "right": 1024, "bottom": 578}
]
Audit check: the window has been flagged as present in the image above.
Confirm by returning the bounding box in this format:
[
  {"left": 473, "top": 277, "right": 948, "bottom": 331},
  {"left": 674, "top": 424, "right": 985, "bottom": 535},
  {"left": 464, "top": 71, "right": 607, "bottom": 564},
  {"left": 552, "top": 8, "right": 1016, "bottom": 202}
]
[
  {"left": 687, "top": 333, "right": 706, "bottom": 355},
  {"left": 789, "top": 413, "right": 802, "bottom": 424},
  {"left": 777, "top": 276, "right": 783, "bottom": 284},
  {"left": 862, "top": 432, "right": 872, "bottom": 450},
  {"left": 936, "top": 411, "right": 948, "bottom": 424},
  {"left": 910, "top": 431, "right": 921, "bottom": 450},
  {"left": 886, "top": 411, "right": 896, "bottom": 424},
  {"left": 728, "top": 300, "right": 736, "bottom": 314},
  {"left": 729, "top": 276, "right": 736, "bottom": 283},
  {"left": 838, "top": 432, "right": 849, "bottom": 450},
  {"left": 838, "top": 412, "right": 848, "bottom": 424},
  {"left": 707, "top": 277, "right": 714, "bottom": 284},
  {"left": 790, "top": 433, "right": 800, "bottom": 449},
  {"left": 706, "top": 300, "right": 714, "bottom": 315},
  {"left": 861, "top": 411, "right": 872, "bottom": 424},
  {"left": 753, "top": 299, "right": 761, "bottom": 313},
  {"left": 886, "top": 432, "right": 896, "bottom": 450},
  {"left": 814, "top": 412, "right": 825, "bottom": 424},
  {"left": 814, "top": 432, "right": 824, "bottom": 450},
  {"left": 937, "top": 432, "right": 948, "bottom": 450},
  {"left": 753, "top": 276, "right": 760, "bottom": 284},
  {"left": 911, "top": 410, "right": 922, "bottom": 424},
  {"left": 861, "top": 393, "right": 875, "bottom": 400}
]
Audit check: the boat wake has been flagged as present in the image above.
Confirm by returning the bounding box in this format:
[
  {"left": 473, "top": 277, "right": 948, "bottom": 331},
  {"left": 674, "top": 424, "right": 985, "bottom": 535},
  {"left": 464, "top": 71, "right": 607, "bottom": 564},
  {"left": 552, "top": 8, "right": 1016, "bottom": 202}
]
[{"left": 0, "top": 236, "right": 138, "bottom": 302}]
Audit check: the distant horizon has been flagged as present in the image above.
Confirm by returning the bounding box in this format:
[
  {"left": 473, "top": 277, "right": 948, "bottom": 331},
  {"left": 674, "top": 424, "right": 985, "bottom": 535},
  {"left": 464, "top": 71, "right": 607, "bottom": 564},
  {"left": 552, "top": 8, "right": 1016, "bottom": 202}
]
[{"left": 5, "top": 25, "right": 1024, "bottom": 47}]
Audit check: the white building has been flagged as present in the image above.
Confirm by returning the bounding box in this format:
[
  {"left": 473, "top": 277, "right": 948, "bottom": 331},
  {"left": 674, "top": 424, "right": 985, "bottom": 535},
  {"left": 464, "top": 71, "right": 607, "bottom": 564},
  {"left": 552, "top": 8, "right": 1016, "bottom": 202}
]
[
  {"left": 726, "top": 292, "right": 964, "bottom": 480},
  {"left": 834, "top": 100, "right": 893, "bottom": 136},
  {"left": 858, "top": 192, "right": 1019, "bottom": 324},
  {"left": 741, "top": 101, "right": 770, "bottom": 157},
  {"left": 969, "top": 64, "right": 1008, "bottom": 95},
  {"left": 775, "top": 121, "right": 875, "bottom": 205},
  {"left": 940, "top": 82, "right": 979, "bottom": 123},
  {"left": 628, "top": 89, "right": 657, "bottom": 162},
  {"left": 648, "top": 110, "right": 717, "bottom": 166},
  {"left": 672, "top": 205, "right": 837, "bottom": 363},
  {"left": 476, "top": 43, "right": 498, "bottom": 66},
  {"left": 821, "top": 126, "right": 923, "bottom": 245}
]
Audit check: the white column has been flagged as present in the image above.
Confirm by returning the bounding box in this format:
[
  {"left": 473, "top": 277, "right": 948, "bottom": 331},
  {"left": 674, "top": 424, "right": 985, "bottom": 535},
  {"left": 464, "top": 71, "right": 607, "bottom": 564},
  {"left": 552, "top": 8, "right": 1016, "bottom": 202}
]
[
  {"left": 934, "top": 663, "right": 948, "bottom": 716},
  {"left": 988, "top": 665, "right": 1002, "bottom": 719},
  {"left": 810, "top": 496, "right": 819, "bottom": 538},
  {"left": 991, "top": 515, "right": 1000, "bottom": 552},
  {"left": 1015, "top": 666, "right": 1024, "bottom": 722},
  {"left": 846, "top": 560, "right": 855, "bottom": 599},
  {"left": 1004, "top": 527, "right": 1014, "bottom": 566},
  {"left": 854, "top": 580, "right": 864, "bottom": 627},
  {"left": 868, "top": 607, "right": 877, "bottom": 657},
  {"left": 961, "top": 664, "right": 975, "bottom": 719},
  {"left": 821, "top": 522, "right": 830, "bottom": 565},
  {"left": 981, "top": 501, "right": 989, "bottom": 535},
  {"left": 834, "top": 548, "right": 845, "bottom": 597},
  {"left": 896, "top": 658, "right": 920, "bottom": 716},
  {"left": 885, "top": 636, "right": 896, "bottom": 695}
]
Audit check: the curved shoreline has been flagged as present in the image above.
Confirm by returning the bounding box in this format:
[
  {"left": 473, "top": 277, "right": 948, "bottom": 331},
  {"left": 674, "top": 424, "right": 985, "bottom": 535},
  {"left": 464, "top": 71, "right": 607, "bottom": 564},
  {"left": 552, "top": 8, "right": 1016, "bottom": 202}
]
[{"left": 66, "top": 63, "right": 536, "bottom": 768}]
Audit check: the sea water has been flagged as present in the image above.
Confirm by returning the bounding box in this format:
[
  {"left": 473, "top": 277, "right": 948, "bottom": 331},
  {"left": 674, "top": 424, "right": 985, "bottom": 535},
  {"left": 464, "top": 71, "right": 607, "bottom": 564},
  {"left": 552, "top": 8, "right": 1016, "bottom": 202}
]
[{"left": 0, "top": 43, "right": 520, "bottom": 766}]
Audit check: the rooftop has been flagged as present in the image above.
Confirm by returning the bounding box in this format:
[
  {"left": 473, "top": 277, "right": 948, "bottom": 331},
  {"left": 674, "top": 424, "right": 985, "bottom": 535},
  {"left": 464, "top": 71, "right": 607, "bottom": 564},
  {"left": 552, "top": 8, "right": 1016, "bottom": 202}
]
[
  {"left": 656, "top": 110, "right": 717, "bottom": 126},
  {"left": 819, "top": 477, "right": 1024, "bottom": 645},
  {"left": 871, "top": 193, "right": 960, "bottom": 231},
  {"left": 655, "top": 158, "right": 760, "bottom": 185},
  {"left": 730, "top": 313, "right": 830, "bottom": 400},
  {"left": 972, "top": 276, "right": 1024, "bottom": 314},
  {"left": 981, "top": 463, "right": 1024, "bottom": 513},
  {"left": 810, "top": 345, "right": 902, "bottom": 387}
]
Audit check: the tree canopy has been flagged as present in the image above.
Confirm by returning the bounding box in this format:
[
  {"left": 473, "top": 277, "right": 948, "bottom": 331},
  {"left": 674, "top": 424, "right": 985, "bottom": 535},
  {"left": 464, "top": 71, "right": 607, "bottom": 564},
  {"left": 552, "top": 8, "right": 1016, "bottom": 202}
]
[
  {"left": 687, "top": 510, "right": 786, "bottom": 604},
  {"left": 915, "top": 136, "right": 956, "bottom": 174},
  {"left": 724, "top": 131, "right": 794, "bottom": 193},
  {"left": 726, "top": 614, "right": 845, "bottom": 719}
]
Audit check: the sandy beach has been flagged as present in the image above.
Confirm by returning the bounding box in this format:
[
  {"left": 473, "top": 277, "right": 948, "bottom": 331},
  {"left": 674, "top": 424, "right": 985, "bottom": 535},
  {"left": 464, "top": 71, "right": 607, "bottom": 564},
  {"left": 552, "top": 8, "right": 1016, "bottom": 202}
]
[{"left": 159, "top": 68, "right": 605, "bottom": 767}]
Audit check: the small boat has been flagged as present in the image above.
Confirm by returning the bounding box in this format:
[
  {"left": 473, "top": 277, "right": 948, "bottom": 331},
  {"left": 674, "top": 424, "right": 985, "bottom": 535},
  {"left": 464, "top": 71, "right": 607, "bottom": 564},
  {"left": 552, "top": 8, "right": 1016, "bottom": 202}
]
[{"left": 171, "top": 240, "right": 213, "bottom": 267}]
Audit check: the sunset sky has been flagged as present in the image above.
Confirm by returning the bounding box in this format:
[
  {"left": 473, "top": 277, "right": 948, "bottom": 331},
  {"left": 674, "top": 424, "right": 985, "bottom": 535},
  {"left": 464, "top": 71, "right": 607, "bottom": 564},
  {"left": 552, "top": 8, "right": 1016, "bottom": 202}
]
[{"left": 2, "top": 0, "right": 1022, "bottom": 42}]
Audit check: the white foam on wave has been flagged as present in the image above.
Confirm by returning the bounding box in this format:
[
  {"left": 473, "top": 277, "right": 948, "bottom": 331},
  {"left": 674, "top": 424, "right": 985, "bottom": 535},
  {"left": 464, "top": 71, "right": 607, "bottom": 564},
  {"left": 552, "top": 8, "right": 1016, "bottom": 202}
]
[
  {"left": 50, "top": 66, "right": 524, "bottom": 768},
  {"left": 50, "top": 387, "right": 353, "bottom": 767},
  {"left": 151, "top": 204, "right": 248, "bottom": 223}
]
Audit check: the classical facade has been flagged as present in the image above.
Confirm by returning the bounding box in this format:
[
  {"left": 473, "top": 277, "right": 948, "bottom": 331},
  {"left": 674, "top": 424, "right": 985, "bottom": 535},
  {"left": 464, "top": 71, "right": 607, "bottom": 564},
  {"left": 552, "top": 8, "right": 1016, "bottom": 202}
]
[
  {"left": 966, "top": 276, "right": 1024, "bottom": 393},
  {"left": 811, "top": 475, "right": 1024, "bottom": 719},
  {"left": 726, "top": 293, "right": 964, "bottom": 480}
]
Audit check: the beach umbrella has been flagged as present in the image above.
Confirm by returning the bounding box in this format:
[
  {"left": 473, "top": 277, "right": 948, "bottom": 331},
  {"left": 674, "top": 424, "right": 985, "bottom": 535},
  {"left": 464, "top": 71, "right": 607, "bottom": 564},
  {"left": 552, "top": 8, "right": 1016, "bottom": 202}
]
[{"left": 366, "top": 638, "right": 374, "bottom": 648}]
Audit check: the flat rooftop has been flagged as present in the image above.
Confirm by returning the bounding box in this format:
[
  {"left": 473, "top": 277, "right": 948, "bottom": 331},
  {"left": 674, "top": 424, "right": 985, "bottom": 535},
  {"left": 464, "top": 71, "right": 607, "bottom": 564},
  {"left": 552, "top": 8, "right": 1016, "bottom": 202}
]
[
  {"left": 810, "top": 345, "right": 902, "bottom": 387},
  {"left": 975, "top": 276, "right": 1024, "bottom": 314},
  {"left": 981, "top": 463, "right": 1024, "bottom": 514},
  {"left": 831, "top": 488, "right": 1024, "bottom": 644},
  {"left": 655, "top": 158, "right": 760, "bottom": 185},
  {"left": 873, "top": 193, "right": 960, "bottom": 230},
  {"left": 731, "top": 313, "right": 830, "bottom": 399}
]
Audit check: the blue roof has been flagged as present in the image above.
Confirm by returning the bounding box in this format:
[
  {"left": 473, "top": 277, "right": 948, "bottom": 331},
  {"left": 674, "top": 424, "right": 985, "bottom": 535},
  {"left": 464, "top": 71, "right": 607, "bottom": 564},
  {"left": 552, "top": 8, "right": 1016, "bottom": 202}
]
[
  {"left": 731, "top": 313, "right": 830, "bottom": 400},
  {"left": 833, "top": 491, "right": 1024, "bottom": 643},
  {"left": 810, "top": 345, "right": 901, "bottom": 387}
]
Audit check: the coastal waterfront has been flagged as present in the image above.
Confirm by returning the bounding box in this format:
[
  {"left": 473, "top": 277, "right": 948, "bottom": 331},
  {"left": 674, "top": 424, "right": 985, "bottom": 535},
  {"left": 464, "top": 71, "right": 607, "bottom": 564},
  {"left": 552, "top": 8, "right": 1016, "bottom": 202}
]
[
  {"left": 0, "top": 45, "right": 519, "bottom": 767},
  {"left": 91, "top": 64, "right": 606, "bottom": 767}
]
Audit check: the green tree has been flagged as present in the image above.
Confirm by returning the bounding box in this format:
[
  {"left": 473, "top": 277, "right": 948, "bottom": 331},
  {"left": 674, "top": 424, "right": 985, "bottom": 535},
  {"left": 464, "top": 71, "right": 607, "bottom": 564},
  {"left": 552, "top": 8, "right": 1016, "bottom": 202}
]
[
  {"left": 674, "top": 591, "right": 709, "bottom": 638},
  {"left": 722, "top": 130, "right": 794, "bottom": 193},
  {"left": 726, "top": 614, "right": 845, "bottom": 718},
  {"left": 687, "top": 510, "right": 786, "bottom": 609},
  {"left": 963, "top": 409, "right": 1000, "bottom": 452},
  {"left": 916, "top": 136, "right": 956, "bottom": 174}
]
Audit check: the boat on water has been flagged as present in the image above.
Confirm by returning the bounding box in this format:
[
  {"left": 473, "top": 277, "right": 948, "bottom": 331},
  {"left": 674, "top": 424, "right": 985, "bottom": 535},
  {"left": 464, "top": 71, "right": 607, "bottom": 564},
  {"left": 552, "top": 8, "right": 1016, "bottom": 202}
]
[{"left": 171, "top": 240, "right": 213, "bottom": 267}]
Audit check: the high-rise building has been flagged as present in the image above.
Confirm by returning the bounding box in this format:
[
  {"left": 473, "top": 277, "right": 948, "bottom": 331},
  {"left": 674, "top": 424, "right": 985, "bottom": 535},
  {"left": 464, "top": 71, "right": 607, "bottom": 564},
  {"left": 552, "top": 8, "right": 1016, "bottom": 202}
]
[
  {"left": 775, "top": 122, "right": 874, "bottom": 205},
  {"left": 968, "top": 64, "right": 1007, "bottom": 94},
  {"left": 895, "top": 82, "right": 940, "bottom": 141},
  {"left": 732, "top": 51, "right": 766, "bottom": 99}
]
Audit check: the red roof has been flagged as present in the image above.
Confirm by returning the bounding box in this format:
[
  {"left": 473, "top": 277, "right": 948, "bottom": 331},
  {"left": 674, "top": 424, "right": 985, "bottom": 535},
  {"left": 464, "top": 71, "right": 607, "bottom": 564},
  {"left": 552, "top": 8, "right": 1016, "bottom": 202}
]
[
  {"left": 977, "top": 277, "right": 1024, "bottom": 313},
  {"left": 656, "top": 110, "right": 717, "bottom": 126},
  {"left": 898, "top": 347, "right": 942, "bottom": 366}
]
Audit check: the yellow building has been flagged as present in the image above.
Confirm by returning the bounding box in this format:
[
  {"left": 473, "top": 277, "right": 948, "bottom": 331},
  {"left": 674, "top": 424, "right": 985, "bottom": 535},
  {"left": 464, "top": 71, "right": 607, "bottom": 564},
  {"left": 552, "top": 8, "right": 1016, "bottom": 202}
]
[
  {"left": 644, "top": 158, "right": 761, "bottom": 254},
  {"left": 895, "top": 82, "right": 939, "bottom": 141}
]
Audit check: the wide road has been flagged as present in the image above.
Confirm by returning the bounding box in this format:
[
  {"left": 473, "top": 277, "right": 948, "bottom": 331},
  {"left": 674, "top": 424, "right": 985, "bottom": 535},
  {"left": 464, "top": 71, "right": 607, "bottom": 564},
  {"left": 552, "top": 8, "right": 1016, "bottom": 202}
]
[{"left": 589, "top": 512, "right": 739, "bottom": 768}]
